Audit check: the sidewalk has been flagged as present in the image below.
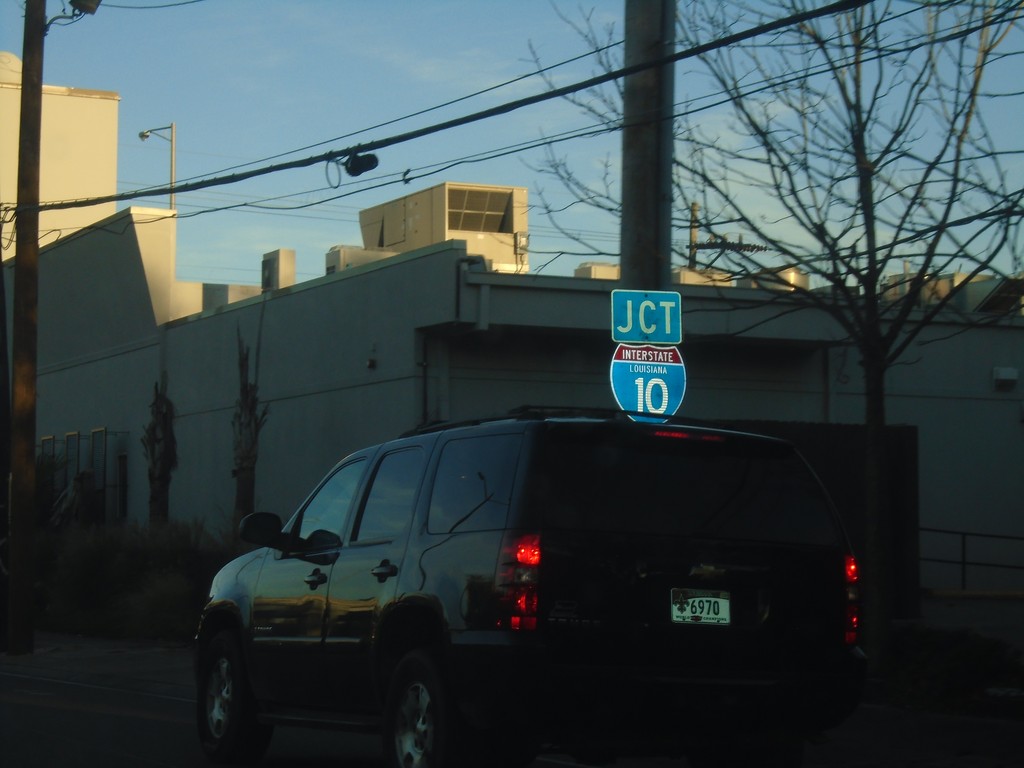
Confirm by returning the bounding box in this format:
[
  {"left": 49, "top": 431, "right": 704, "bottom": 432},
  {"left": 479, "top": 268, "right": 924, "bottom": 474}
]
[{"left": 0, "top": 631, "right": 194, "bottom": 702}]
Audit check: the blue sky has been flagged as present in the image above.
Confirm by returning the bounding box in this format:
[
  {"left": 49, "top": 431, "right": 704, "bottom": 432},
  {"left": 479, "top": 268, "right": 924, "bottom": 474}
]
[{"left": 1, "top": 0, "right": 627, "bottom": 283}]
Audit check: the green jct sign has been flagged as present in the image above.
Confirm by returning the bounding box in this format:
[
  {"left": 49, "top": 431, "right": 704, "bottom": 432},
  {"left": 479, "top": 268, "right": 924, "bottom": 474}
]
[{"left": 610, "top": 289, "right": 682, "bottom": 345}]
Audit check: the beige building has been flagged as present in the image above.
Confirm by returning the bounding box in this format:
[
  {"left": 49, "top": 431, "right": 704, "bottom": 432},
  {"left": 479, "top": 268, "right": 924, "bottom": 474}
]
[{"left": 0, "top": 50, "right": 118, "bottom": 246}]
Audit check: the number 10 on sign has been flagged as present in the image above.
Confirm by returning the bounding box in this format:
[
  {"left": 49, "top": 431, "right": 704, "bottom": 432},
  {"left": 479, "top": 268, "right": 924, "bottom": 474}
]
[{"left": 634, "top": 376, "right": 670, "bottom": 413}]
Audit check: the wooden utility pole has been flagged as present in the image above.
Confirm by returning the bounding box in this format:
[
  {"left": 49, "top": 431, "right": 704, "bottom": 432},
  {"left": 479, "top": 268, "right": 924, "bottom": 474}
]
[
  {"left": 8, "top": 0, "right": 46, "bottom": 656},
  {"left": 619, "top": 0, "right": 676, "bottom": 290},
  {"left": 0, "top": 228, "right": 10, "bottom": 652}
]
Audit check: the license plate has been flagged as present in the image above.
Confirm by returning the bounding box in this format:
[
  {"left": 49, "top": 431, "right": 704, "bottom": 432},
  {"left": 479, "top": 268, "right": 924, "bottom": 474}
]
[{"left": 671, "top": 589, "right": 731, "bottom": 625}]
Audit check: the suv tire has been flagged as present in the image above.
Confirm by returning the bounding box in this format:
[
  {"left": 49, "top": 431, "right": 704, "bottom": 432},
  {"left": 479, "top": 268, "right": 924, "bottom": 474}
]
[
  {"left": 383, "top": 650, "right": 460, "bottom": 768},
  {"left": 197, "top": 630, "right": 273, "bottom": 764}
]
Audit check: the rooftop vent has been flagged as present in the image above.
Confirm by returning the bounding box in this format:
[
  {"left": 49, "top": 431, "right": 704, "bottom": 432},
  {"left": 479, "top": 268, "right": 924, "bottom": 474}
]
[
  {"left": 358, "top": 182, "right": 528, "bottom": 273},
  {"left": 446, "top": 186, "right": 513, "bottom": 233}
]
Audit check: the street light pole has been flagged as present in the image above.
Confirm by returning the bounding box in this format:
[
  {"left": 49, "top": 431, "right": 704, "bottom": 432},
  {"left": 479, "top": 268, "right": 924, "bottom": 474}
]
[{"left": 139, "top": 123, "right": 176, "bottom": 211}]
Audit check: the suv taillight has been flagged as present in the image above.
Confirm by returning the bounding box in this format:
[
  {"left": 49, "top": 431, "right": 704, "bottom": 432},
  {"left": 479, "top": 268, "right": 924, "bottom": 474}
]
[
  {"left": 844, "top": 554, "right": 860, "bottom": 646},
  {"left": 496, "top": 532, "right": 541, "bottom": 631}
]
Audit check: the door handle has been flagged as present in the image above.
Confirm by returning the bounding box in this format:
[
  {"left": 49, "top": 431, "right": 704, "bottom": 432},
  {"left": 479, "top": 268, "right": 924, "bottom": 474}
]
[
  {"left": 370, "top": 559, "right": 399, "bottom": 583},
  {"left": 304, "top": 568, "right": 328, "bottom": 589}
]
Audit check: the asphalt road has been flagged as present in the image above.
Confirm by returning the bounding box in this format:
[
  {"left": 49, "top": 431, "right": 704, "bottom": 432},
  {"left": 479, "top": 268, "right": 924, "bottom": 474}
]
[{"left": 1, "top": 633, "right": 1022, "bottom": 767}]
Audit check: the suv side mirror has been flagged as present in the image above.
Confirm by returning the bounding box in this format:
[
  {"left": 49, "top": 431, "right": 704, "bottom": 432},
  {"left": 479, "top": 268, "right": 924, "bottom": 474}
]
[{"left": 239, "top": 512, "right": 286, "bottom": 549}]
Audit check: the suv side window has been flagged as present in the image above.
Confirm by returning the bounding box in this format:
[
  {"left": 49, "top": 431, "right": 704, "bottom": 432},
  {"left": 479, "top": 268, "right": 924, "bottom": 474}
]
[
  {"left": 352, "top": 448, "right": 425, "bottom": 543},
  {"left": 295, "top": 459, "right": 365, "bottom": 550},
  {"left": 428, "top": 434, "right": 521, "bottom": 534}
]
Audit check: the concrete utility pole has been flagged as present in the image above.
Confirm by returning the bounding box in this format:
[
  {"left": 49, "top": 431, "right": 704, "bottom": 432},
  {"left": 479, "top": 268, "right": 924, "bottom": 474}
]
[
  {"left": 8, "top": 0, "right": 47, "bottom": 656},
  {"left": 619, "top": 0, "right": 676, "bottom": 291}
]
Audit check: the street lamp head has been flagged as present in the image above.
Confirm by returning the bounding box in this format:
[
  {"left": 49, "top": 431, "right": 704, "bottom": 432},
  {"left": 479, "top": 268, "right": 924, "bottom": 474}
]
[
  {"left": 139, "top": 124, "right": 174, "bottom": 142},
  {"left": 69, "top": 0, "right": 102, "bottom": 14}
]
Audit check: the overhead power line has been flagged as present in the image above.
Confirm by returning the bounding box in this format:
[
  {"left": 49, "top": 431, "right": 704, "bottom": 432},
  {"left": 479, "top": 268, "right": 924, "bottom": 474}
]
[
  {"left": 10, "top": 0, "right": 871, "bottom": 216},
  {"left": 181, "top": 39, "right": 627, "bottom": 183},
  {"left": 102, "top": 1, "right": 208, "bottom": 8}
]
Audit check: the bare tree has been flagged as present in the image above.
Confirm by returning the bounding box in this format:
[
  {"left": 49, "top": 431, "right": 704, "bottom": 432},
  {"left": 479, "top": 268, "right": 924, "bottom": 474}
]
[
  {"left": 534, "top": 0, "right": 1023, "bottom": 669},
  {"left": 141, "top": 373, "right": 178, "bottom": 524},
  {"left": 232, "top": 313, "right": 269, "bottom": 536}
]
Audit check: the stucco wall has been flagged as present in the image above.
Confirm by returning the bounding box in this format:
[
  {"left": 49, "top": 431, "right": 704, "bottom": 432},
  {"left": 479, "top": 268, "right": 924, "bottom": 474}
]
[{"left": 0, "top": 54, "right": 118, "bottom": 243}]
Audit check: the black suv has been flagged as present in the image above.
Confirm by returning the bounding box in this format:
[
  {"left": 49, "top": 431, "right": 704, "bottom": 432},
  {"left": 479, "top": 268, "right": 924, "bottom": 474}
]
[{"left": 195, "top": 410, "right": 865, "bottom": 767}]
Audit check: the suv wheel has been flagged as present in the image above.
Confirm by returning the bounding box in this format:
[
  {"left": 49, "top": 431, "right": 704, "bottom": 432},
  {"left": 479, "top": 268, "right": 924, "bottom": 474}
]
[
  {"left": 197, "top": 630, "right": 273, "bottom": 764},
  {"left": 383, "top": 651, "right": 459, "bottom": 768}
]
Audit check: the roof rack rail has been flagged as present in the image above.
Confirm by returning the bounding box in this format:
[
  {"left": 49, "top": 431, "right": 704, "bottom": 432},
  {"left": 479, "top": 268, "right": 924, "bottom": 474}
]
[
  {"left": 402, "top": 414, "right": 509, "bottom": 437},
  {"left": 403, "top": 405, "right": 731, "bottom": 437},
  {"left": 506, "top": 404, "right": 636, "bottom": 421},
  {"left": 403, "top": 405, "right": 618, "bottom": 437}
]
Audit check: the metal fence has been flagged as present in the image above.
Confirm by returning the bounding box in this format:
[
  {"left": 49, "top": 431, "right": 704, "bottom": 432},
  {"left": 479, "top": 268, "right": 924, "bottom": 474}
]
[{"left": 920, "top": 527, "right": 1024, "bottom": 590}]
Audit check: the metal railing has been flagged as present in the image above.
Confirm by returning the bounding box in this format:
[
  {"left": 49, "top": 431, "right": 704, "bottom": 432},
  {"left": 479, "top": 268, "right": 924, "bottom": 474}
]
[{"left": 920, "top": 527, "right": 1024, "bottom": 590}]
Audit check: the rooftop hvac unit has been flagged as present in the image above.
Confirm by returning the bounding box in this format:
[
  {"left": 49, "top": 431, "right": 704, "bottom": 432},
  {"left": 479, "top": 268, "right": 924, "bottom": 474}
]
[
  {"left": 324, "top": 245, "right": 396, "bottom": 274},
  {"left": 967, "top": 275, "right": 1024, "bottom": 315},
  {"left": 672, "top": 267, "right": 734, "bottom": 287},
  {"left": 737, "top": 267, "right": 809, "bottom": 291},
  {"left": 262, "top": 249, "right": 296, "bottom": 292},
  {"left": 359, "top": 182, "right": 529, "bottom": 273},
  {"left": 923, "top": 272, "right": 969, "bottom": 303},
  {"left": 202, "top": 284, "right": 261, "bottom": 310},
  {"left": 882, "top": 271, "right": 981, "bottom": 306},
  {"left": 575, "top": 262, "right": 620, "bottom": 280}
]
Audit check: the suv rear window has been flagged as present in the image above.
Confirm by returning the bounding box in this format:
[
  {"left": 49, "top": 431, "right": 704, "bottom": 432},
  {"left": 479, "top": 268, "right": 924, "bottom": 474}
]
[{"left": 529, "top": 424, "right": 840, "bottom": 546}]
